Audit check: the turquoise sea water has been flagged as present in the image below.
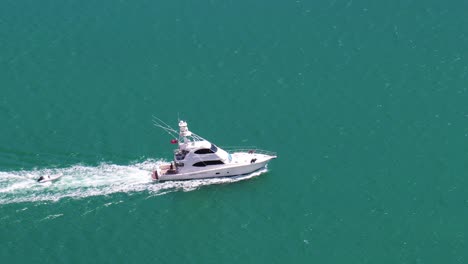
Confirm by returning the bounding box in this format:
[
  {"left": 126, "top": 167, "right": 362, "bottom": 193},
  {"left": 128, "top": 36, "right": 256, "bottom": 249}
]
[{"left": 1, "top": 0, "right": 468, "bottom": 263}]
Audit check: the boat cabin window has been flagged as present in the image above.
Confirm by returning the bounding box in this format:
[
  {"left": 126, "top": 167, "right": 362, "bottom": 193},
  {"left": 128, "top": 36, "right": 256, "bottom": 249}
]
[
  {"left": 193, "top": 160, "right": 224, "bottom": 167},
  {"left": 194, "top": 149, "right": 213, "bottom": 154}
]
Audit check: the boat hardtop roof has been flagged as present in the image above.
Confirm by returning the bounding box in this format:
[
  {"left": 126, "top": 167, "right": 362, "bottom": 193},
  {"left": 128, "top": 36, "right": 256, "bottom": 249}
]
[{"left": 179, "top": 140, "right": 212, "bottom": 151}]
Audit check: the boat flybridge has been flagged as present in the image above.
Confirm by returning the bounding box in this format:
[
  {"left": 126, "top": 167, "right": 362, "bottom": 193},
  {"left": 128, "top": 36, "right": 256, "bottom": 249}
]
[{"left": 152, "top": 118, "right": 277, "bottom": 181}]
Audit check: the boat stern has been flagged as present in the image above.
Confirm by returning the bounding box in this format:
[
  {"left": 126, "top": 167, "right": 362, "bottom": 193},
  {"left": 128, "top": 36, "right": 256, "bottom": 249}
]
[
  {"left": 152, "top": 162, "right": 179, "bottom": 181},
  {"left": 151, "top": 168, "right": 160, "bottom": 181},
  {"left": 152, "top": 163, "right": 166, "bottom": 181}
]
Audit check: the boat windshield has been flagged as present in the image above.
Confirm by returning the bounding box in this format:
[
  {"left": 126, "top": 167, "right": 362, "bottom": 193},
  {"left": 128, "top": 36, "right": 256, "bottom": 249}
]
[{"left": 210, "top": 144, "right": 218, "bottom": 153}]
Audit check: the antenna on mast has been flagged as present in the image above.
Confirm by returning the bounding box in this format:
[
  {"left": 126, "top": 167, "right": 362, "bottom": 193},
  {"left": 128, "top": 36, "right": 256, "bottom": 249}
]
[{"left": 152, "top": 116, "right": 178, "bottom": 139}]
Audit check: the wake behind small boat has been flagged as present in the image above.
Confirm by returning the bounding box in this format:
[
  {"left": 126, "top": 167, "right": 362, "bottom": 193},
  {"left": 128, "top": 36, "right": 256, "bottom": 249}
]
[{"left": 152, "top": 119, "right": 277, "bottom": 181}]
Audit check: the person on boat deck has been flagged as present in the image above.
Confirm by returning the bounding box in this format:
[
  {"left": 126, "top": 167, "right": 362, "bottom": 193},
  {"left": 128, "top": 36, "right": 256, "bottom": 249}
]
[{"left": 170, "top": 162, "right": 174, "bottom": 170}]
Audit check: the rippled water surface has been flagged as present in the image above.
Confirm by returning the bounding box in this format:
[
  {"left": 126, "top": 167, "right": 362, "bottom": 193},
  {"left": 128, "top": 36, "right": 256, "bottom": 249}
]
[{"left": 1, "top": 0, "right": 468, "bottom": 263}]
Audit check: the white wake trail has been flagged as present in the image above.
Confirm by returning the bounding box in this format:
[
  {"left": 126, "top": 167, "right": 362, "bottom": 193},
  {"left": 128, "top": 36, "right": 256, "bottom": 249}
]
[{"left": 0, "top": 159, "right": 267, "bottom": 204}]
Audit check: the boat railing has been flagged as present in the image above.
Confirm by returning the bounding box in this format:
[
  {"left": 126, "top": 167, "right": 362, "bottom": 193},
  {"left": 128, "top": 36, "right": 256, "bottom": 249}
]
[{"left": 221, "top": 146, "right": 277, "bottom": 157}]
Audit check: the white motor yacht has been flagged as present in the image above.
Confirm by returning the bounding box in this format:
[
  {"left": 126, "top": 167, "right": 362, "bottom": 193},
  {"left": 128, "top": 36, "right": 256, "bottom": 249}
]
[{"left": 152, "top": 119, "right": 277, "bottom": 181}]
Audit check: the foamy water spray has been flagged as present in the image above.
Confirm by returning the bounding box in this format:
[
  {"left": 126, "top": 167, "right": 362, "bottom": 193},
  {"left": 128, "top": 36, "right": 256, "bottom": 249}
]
[{"left": 0, "top": 159, "right": 267, "bottom": 204}]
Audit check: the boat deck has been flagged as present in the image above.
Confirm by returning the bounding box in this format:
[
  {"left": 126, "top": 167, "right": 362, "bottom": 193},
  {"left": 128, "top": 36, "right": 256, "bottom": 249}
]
[{"left": 159, "top": 164, "right": 178, "bottom": 175}]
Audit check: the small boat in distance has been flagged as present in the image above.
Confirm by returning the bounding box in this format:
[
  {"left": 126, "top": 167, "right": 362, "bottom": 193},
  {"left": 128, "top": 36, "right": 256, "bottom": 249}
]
[
  {"left": 37, "top": 174, "right": 63, "bottom": 183},
  {"left": 152, "top": 118, "right": 277, "bottom": 181}
]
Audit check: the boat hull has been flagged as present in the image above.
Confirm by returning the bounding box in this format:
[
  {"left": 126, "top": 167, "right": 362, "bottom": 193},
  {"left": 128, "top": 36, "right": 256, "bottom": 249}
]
[{"left": 156, "top": 159, "right": 272, "bottom": 181}]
